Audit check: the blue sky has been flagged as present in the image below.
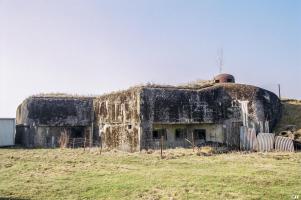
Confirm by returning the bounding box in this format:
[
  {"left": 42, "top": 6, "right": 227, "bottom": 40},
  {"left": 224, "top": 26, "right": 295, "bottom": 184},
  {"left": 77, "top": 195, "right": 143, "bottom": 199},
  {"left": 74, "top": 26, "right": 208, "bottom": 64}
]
[{"left": 0, "top": 0, "right": 300, "bottom": 117}]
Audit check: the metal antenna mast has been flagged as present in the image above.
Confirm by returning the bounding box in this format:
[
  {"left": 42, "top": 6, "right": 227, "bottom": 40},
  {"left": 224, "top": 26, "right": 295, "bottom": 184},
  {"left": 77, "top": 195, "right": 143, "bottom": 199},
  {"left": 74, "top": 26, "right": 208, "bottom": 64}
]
[{"left": 217, "top": 48, "right": 224, "bottom": 73}]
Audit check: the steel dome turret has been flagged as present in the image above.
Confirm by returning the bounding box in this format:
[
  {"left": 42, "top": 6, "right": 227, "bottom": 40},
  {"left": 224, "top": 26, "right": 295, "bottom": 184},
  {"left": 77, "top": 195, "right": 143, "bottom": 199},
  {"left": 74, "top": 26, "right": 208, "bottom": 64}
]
[{"left": 214, "top": 73, "right": 235, "bottom": 83}]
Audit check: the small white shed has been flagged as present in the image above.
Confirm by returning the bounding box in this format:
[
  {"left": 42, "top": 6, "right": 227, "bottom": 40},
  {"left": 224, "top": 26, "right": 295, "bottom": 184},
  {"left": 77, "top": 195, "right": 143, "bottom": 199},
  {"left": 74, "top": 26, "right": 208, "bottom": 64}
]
[{"left": 0, "top": 118, "right": 15, "bottom": 147}]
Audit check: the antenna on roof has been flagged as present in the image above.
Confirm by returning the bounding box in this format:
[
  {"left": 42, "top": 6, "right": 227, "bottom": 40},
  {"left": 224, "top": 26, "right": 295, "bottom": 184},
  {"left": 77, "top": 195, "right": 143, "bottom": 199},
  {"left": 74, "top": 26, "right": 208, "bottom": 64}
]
[{"left": 217, "top": 48, "right": 224, "bottom": 73}]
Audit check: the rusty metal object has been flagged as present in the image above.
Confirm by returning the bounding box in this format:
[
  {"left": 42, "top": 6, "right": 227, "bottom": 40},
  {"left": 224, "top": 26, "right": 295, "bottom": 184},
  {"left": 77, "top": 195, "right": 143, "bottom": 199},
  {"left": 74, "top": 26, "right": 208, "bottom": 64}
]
[{"left": 214, "top": 73, "right": 235, "bottom": 83}]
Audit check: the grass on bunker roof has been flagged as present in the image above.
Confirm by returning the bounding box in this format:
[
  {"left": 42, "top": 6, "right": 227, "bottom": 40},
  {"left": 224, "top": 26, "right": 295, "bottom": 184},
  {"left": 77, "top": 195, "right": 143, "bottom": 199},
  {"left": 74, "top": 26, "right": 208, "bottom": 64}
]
[{"left": 0, "top": 148, "right": 300, "bottom": 200}]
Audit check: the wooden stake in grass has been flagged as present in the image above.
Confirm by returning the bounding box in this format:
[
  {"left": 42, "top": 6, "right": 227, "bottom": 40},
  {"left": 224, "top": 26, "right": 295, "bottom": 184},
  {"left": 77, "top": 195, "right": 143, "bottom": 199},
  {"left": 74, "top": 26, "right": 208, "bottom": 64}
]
[
  {"left": 192, "top": 132, "right": 195, "bottom": 152},
  {"left": 185, "top": 138, "right": 194, "bottom": 152},
  {"left": 99, "top": 134, "right": 102, "bottom": 155},
  {"left": 84, "top": 137, "right": 86, "bottom": 151},
  {"left": 72, "top": 138, "right": 75, "bottom": 149},
  {"left": 99, "top": 144, "right": 102, "bottom": 155},
  {"left": 160, "top": 135, "right": 164, "bottom": 159}
]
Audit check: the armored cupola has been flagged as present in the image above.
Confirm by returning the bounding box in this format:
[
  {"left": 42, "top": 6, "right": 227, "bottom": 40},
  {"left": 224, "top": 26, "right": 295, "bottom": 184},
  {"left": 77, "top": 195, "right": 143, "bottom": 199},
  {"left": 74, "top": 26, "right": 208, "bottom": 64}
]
[{"left": 214, "top": 73, "right": 235, "bottom": 83}]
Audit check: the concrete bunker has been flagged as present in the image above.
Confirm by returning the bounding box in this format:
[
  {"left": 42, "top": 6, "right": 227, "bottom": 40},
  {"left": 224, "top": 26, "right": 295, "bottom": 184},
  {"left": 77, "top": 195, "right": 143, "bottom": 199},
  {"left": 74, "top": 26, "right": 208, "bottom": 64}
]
[
  {"left": 15, "top": 78, "right": 282, "bottom": 152},
  {"left": 15, "top": 96, "right": 94, "bottom": 148}
]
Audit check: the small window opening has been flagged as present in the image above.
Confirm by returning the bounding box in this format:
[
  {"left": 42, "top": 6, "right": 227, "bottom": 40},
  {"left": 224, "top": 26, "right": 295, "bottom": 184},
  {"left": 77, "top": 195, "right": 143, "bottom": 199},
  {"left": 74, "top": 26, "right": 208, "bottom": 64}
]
[
  {"left": 215, "top": 80, "right": 220, "bottom": 83},
  {"left": 193, "top": 129, "right": 206, "bottom": 140},
  {"left": 128, "top": 125, "right": 132, "bottom": 129},
  {"left": 153, "top": 130, "right": 159, "bottom": 139},
  {"left": 71, "top": 127, "right": 85, "bottom": 138},
  {"left": 152, "top": 129, "right": 167, "bottom": 140},
  {"left": 175, "top": 129, "right": 187, "bottom": 140}
]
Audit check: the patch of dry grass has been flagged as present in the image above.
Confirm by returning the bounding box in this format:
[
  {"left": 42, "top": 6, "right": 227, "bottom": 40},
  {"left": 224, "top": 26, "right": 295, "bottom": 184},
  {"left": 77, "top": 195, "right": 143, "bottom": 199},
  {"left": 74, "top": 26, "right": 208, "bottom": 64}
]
[{"left": 0, "top": 148, "right": 300, "bottom": 200}]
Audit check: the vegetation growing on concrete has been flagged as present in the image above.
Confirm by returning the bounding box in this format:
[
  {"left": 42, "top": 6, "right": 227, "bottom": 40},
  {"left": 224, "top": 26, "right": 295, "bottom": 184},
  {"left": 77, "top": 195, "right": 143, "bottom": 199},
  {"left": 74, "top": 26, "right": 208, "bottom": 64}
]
[{"left": 275, "top": 99, "right": 301, "bottom": 142}]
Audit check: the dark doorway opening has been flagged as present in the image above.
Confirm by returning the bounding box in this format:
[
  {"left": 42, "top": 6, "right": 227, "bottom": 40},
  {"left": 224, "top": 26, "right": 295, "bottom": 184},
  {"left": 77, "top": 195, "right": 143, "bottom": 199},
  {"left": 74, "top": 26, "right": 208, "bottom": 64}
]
[
  {"left": 67, "top": 126, "right": 87, "bottom": 148},
  {"left": 193, "top": 129, "right": 206, "bottom": 141},
  {"left": 153, "top": 129, "right": 167, "bottom": 140},
  {"left": 70, "top": 127, "right": 85, "bottom": 138},
  {"left": 175, "top": 128, "right": 188, "bottom": 140}
]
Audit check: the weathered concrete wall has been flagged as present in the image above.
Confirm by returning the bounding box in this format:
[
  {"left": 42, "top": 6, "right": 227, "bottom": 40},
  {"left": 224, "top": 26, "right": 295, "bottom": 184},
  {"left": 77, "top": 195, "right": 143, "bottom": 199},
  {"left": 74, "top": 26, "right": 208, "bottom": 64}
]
[
  {"left": 16, "top": 126, "right": 92, "bottom": 148},
  {"left": 93, "top": 88, "right": 141, "bottom": 152},
  {"left": 15, "top": 83, "right": 281, "bottom": 151},
  {"left": 219, "top": 84, "right": 282, "bottom": 129},
  {"left": 16, "top": 97, "right": 94, "bottom": 126},
  {"left": 140, "top": 83, "right": 281, "bottom": 149},
  {"left": 16, "top": 96, "right": 94, "bottom": 147}
]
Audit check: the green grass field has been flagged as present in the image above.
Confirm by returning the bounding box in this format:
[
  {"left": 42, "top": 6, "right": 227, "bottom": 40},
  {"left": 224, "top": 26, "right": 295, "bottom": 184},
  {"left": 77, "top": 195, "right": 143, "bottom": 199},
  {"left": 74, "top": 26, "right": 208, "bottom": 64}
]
[{"left": 0, "top": 148, "right": 300, "bottom": 200}]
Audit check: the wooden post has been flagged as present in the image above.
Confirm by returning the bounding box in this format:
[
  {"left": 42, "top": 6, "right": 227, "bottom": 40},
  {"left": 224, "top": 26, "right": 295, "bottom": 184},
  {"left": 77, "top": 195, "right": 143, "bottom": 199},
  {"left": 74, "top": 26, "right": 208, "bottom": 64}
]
[
  {"left": 84, "top": 137, "right": 86, "bottom": 151},
  {"left": 51, "top": 136, "right": 55, "bottom": 148},
  {"left": 99, "top": 132, "right": 102, "bottom": 155},
  {"left": 160, "top": 135, "right": 164, "bottom": 159},
  {"left": 90, "top": 123, "right": 93, "bottom": 148},
  {"left": 99, "top": 143, "right": 102, "bottom": 155},
  {"left": 72, "top": 138, "right": 75, "bottom": 149},
  {"left": 192, "top": 131, "right": 195, "bottom": 152}
]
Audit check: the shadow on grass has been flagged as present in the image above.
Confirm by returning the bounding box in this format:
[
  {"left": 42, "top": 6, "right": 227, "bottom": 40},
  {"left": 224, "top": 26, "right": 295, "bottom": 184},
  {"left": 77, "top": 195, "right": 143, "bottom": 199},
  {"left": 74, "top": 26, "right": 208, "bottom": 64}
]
[
  {"left": 0, "top": 197, "right": 30, "bottom": 200},
  {"left": 0, "top": 145, "right": 54, "bottom": 150}
]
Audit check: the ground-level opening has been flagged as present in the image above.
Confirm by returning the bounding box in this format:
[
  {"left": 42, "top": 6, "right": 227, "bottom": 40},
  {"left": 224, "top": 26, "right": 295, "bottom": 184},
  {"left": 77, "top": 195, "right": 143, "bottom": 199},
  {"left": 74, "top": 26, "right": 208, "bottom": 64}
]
[
  {"left": 70, "top": 126, "right": 85, "bottom": 138},
  {"left": 150, "top": 124, "right": 224, "bottom": 149},
  {"left": 152, "top": 129, "right": 167, "bottom": 140},
  {"left": 175, "top": 128, "right": 187, "bottom": 140},
  {"left": 67, "top": 126, "right": 91, "bottom": 148},
  {"left": 193, "top": 129, "right": 206, "bottom": 141}
]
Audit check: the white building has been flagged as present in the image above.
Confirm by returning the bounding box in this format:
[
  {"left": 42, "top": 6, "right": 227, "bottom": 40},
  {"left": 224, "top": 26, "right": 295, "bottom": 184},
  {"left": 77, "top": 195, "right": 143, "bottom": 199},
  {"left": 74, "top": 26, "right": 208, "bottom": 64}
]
[{"left": 0, "top": 118, "right": 15, "bottom": 147}]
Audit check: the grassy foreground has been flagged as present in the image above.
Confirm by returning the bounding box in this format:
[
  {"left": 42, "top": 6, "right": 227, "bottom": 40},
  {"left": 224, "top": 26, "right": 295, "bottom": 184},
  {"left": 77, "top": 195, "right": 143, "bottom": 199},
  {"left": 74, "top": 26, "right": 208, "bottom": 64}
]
[{"left": 0, "top": 148, "right": 300, "bottom": 200}]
